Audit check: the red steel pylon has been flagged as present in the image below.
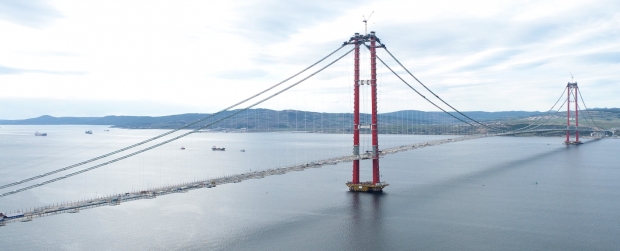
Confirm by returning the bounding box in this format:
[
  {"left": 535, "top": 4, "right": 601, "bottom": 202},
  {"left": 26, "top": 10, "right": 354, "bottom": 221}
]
[
  {"left": 347, "top": 31, "right": 388, "bottom": 192},
  {"left": 565, "top": 81, "right": 581, "bottom": 145}
]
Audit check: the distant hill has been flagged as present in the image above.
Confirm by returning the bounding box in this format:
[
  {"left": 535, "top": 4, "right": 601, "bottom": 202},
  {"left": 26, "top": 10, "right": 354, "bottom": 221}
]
[
  {"left": 0, "top": 114, "right": 208, "bottom": 127},
  {"left": 0, "top": 109, "right": 548, "bottom": 130},
  {"left": 383, "top": 110, "right": 547, "bottom": 121}
]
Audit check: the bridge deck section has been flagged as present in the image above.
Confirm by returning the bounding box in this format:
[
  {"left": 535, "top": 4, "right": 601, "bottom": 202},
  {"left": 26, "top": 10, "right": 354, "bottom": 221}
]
[{"left": 0, "top": 134, "right": 498, "bottom": 226}]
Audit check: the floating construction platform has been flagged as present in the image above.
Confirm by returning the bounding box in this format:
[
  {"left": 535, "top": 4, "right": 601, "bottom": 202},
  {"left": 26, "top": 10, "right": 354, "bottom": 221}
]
[{"left": 346, "top": 181, "right": 389, "bottom": 192}]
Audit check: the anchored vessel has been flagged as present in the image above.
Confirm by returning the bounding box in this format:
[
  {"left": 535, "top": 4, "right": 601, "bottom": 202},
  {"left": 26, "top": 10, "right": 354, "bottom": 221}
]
[
  {"left": 34, "top": 131, "right": 47, "bottom": 136},
  {"left": 85, "top": 130, "right": 93, "bottom": 134},
  {"left": 212, "top": 146, "right": 225, "bottom": 151}
]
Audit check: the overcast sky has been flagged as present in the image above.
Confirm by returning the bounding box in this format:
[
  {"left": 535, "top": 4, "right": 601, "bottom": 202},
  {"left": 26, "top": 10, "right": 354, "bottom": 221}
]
[{"left": 0, "top": 0, "right": 618, "bottom": 119}]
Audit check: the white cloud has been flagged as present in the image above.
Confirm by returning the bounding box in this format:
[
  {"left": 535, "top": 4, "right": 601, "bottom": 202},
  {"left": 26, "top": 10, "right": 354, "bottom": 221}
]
[{"left": 0, "top": 0, "right": 618, "bottom": 119}]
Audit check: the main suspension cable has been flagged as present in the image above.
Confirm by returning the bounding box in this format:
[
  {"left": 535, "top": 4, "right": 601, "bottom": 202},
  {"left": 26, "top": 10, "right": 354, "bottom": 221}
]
[
  {"left": 369, "top": 46, "right": 477, "bottom": 128},
  {"left": 382, "top": 47, "right": 502, "bottom": 131},
  {"left": 381, "top": 46, "right": 574, "bottom": 134},
  {"left": 515, "top": 87, "right": 567, "bottom": 132},
  {"left": 520, "top": 98, "right": 568, "bottom": 132},
  {"left": 577, "top": 88, "right": 603, "bottom": 131},
  {"left": 0, "top": 45, "right": 348, "bottom": 191},
  {"left": 0, "top": 47, "right": 355, "bottom": 198}
]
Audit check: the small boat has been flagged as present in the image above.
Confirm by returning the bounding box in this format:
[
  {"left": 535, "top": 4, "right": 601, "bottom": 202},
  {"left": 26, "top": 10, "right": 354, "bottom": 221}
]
[
  {"left": 180, "top": 147, "right": 185, "bottom": 150},
  {"left": 212, "top": 146, "right": 225, "bottom": 151},
  {"left": 34, "top": 131, "right": 47, "bottom": 136},
  {"left": 85, "top": 130, "right": 93, "bottom": 134},
  {"left": 240, "top": 149, "right": 245, "bottom": 152}
]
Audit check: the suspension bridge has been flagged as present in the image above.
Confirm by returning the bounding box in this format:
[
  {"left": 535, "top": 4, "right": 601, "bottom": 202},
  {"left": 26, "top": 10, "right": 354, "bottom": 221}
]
[{"left": 0, "top": 31, "right": 611, "bottom": 226}]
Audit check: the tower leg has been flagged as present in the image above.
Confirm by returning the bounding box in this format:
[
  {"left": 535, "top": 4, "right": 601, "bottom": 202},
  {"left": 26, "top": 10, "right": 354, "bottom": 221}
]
[
  {"left": 370, "top": 32, "right": 380, "bottom": 185},
  {"left": 352, "top": 34, "right": 360, "bottom": 184},
  {"left": 566, "top": 86, "right": 570, "bottom": 143},
  {"left": 575, "top": 86, "right": 579, "bottom": 143}
]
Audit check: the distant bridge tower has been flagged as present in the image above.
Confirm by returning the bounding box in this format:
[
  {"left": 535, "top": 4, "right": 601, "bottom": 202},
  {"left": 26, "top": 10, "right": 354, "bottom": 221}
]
[
  {"left": 347, "top": 31, "right": 388, "bottom": 192},
  {"left": 565, "top": 81, "right": 582, "bottom": 145}
]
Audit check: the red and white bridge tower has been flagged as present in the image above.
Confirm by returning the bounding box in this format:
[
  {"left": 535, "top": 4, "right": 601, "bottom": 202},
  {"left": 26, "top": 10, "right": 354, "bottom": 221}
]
[
  {"left": 565, "top": 81, "right": 582, "bottom": 145},
  {"left": 347, "top": 31, "right": 388, "bottom": 192}
]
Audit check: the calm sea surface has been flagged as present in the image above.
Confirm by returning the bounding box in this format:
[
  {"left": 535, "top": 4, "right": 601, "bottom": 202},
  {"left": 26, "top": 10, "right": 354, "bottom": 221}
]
[{"left": 0, "top": 125, "right": 619, "bottom": 250}]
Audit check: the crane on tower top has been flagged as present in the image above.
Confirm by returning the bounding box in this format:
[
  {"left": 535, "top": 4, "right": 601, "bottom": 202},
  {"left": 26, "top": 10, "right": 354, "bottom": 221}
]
[{"left": 363, "top": 11, "right": 374, "bottom": 35}]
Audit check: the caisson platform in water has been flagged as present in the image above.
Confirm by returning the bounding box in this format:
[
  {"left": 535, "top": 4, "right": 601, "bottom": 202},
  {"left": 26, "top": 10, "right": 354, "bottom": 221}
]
[{"left": 346, "top": 181, "right": 388, "bottom": 192}]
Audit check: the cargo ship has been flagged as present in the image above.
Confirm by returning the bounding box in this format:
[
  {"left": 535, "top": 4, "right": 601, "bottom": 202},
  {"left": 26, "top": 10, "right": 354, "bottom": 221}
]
[
  {"left": 212, "top": 146, "right": 225, "bottom": 151},
  {"left": 35, "top": 131, "right": 47, "bottom": 136}
]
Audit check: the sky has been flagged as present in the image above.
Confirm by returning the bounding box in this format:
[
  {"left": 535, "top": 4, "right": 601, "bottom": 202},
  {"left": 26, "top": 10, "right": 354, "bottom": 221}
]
[{"left": 0, "top": 0, "right": 618, "bottom": 119}]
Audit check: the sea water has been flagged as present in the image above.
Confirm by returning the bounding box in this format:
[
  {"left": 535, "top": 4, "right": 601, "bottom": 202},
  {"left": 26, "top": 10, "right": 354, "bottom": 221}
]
[{"left": 0, "top": 125, "right": 619, "bottom": 250}]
